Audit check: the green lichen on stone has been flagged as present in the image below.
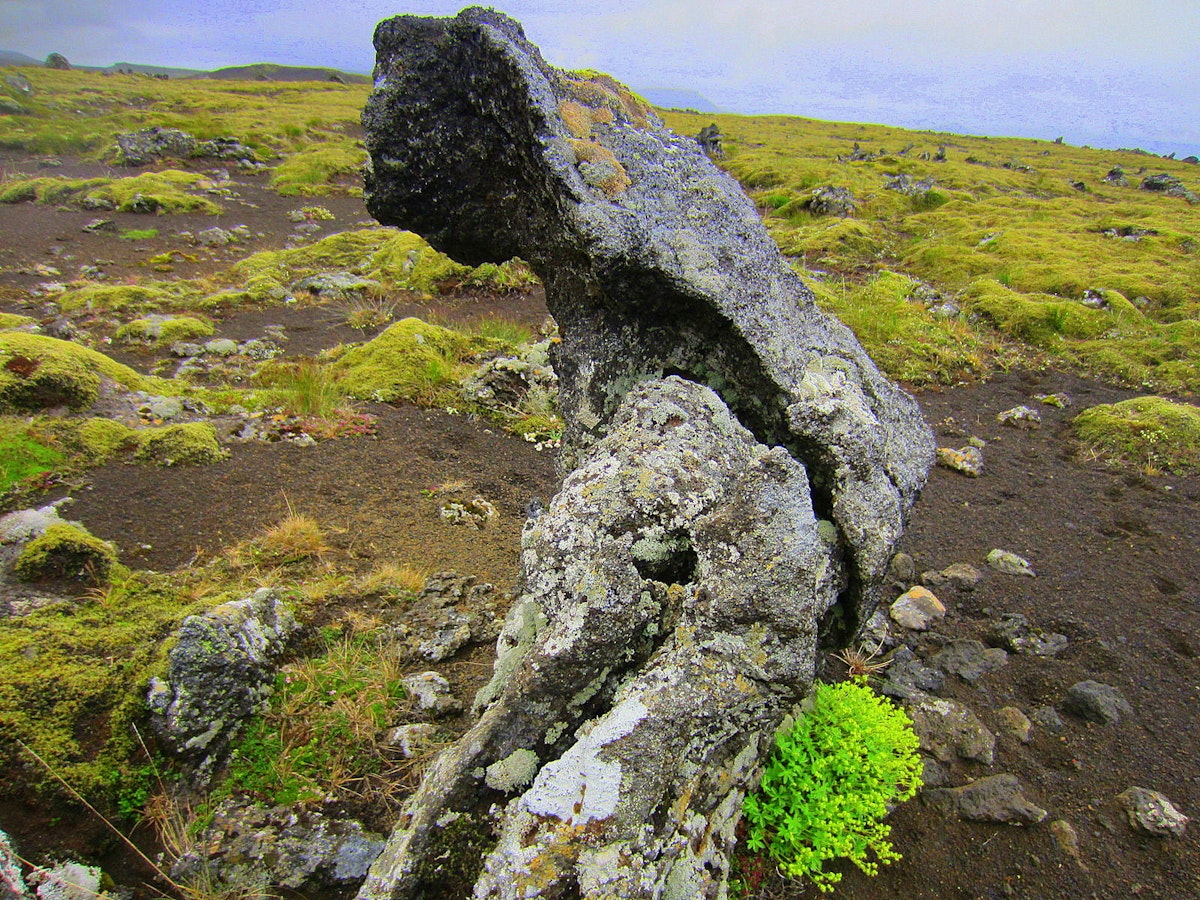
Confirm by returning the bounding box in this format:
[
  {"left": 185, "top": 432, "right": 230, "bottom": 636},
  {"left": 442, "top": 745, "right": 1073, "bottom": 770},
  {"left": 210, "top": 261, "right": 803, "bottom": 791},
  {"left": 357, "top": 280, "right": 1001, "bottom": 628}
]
[
  {"left": 134, "top": 422, "right": 225, "bottom": 466},
  {"left": 0, "top": 333, "right": 161, "bottom": 413},
  {"left": 115, "top": 315, "right": 214, "bottom": 345},
  {"left": 484, "top": 748, "right": 540, "bottom": 793},
  {"left": 1074, "top": 396, "right": 1200, "bottom": 473},
  {"left": 12, "top": 522, "right": 118, "bottom": 584}
]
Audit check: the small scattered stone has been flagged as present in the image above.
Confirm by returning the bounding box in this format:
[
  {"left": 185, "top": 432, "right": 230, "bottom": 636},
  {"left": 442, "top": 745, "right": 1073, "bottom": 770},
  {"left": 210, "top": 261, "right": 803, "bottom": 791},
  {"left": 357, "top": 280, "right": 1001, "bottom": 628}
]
[
  {"left": 81, "top": 218, "right": 117, "bottom": 234},
  {"left": 931, "top": 639, "right": 1008, "bottom": 683},
  {"left": 402, "top": 671, "right": 461, "bottom": 715},
  {"left": 1063, "top": 680, "right": 1131, "bottom": 725},
  {"left": 935, "top": 774, "right": 1047, "bottom": 825},
  {"left": 921, "top": 759, "right": 950, "bottom": 787},
  {"left": 889, "top": 586, "right": 945, "bottom": 631},
  {"left": 1116, "top": 787, "right": 1188, "bottom": 837},
  {"left": 879, "top": 649, "right": 945, "bottom": 702},
  {"left": 1049, "top": 819, "right": 1086, "bottom": 869},
  {"left": 196, "top": 226, "right": 234, "bottom": 246},
  {"left": 907, "top": 696, "right": 996, "bottom": 764},
  {"left": 986, "top": 548, "right": 1035, "bottom": 576},
  {"left": 1030, "top": 705, "right": 1064, "bottom": 732},
  {"left": 997, "top": 405, "right": 1042, "bottom": 427},
  {"left": 203, "top": 338, "right": 239, "bottom": 356},
  {"left": 383, "top": 723, "right": 440, "bottom": 759},
  {"left": 1035, "top": 392, "right": 1071, "bottom": 408},
  {"left": 887, "top": 551, "right": 917, "bottom": 585},
  {"left": 988, "top": 612, "right": 1068, "bottom": 656},
  {"left": 997, "top": 706, "right": 1033, "bottom": 742},
  {"left": 940, "top": 562, "right": 982, "bottom": 591},
  {"left": 936, "top": 445, "right": 983, "bottom": 477},
  {"left": 0, "top": 827, "right": 30, "bottom": 900}
]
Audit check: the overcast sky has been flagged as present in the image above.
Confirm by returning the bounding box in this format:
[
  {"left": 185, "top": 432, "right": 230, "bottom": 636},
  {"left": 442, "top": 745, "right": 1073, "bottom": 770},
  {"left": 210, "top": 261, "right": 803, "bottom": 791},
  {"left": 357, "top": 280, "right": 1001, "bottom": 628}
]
[{"left": 3, "top": 0, "right": 1198, "bottom": 157}]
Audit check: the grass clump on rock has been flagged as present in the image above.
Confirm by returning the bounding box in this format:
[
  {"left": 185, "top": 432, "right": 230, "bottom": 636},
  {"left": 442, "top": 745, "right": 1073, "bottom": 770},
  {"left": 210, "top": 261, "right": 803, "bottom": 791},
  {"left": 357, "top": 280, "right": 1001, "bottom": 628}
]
[
  {"left": 1074, "top": 396, "right": 1200, "bottom": 473},
  {"left": 743, "top": 678, "right": 922, "bottom": 893},
  {"left": 11, "top": 522, "right": 118, "bottom": 585}
]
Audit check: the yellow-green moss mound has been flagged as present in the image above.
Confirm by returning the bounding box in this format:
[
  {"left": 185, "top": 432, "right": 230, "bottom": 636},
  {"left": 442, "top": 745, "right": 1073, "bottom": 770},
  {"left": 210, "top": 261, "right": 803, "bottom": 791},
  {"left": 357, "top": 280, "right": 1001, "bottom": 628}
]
[
  {"left": 333, "top": 317, "right": 506, "bottom": 406},
  {"left": 1074, "top": 396, "right": 1200, "bottom": 473},
  {"left": 12, "top": 522, "right": 118, "bottom": 584},
  {"left": 0, "top": 170, "right": 222, "bottom": 214},
  {"left": 134, "top": 422, "right": 226, "bottom": 466},
  {"left": 0, "top": 313, "right": 37, "bottom": 332},
  {"left": 0, "top": 333, "right": 160, "bottom": 412},
  {"left": 115, "top": 315, "right": 214, "bottom": 345}
]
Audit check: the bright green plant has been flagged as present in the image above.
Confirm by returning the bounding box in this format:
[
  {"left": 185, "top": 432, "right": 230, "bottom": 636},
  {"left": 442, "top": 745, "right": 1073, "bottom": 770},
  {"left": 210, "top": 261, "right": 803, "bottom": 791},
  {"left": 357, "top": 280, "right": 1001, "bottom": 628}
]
[{"left": 743, "top": 678, "right": 922, "bottom": 892}]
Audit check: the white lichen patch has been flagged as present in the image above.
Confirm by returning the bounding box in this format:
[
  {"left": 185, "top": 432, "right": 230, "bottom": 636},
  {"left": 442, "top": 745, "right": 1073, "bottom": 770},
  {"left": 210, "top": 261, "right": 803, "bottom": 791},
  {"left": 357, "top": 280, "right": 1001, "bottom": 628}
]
[{"left": 523, "top": 698, "right": 649, "bottom": 824}]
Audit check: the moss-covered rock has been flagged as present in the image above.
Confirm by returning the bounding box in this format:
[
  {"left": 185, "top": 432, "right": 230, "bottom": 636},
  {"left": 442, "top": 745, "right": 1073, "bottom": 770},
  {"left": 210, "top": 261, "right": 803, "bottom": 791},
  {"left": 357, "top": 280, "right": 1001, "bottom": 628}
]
[
  {"left": 333, "top": 317, "right": 506, "bottom": 406},
  {"left": 1074, "top": 396, "right": 1200, "bottom": 473},
  {"left": 134, "top": 422, "right": 225, "bottom": 466},
  {"left": 0, "top": 313, "right": 37, "bottom": 332},
  {"left": 11, "top": 522, "right": 118, "bottom": 584},
  {"left": 0, "top": 333, "right": 159, "bottom": 412},
  {"left": 115, "top": 314, "right": 214, "bottom": 345}
]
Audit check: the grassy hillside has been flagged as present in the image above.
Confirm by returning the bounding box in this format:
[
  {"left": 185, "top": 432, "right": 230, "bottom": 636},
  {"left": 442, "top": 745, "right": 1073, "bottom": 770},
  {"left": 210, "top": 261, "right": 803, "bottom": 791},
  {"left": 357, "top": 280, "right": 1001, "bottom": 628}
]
[
  {"left": 663, "top": 110, "right": 1200, "bottom": 392},
  {"left": 0, "top": 65, "right": 370, "bottom": 160}
]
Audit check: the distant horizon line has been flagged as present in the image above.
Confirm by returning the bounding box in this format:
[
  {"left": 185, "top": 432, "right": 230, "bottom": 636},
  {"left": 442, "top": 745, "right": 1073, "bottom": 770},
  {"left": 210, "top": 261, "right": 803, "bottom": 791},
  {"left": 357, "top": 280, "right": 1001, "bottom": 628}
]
[{"left": 3, "top": 49, "right": 1197, "bottom": 160}]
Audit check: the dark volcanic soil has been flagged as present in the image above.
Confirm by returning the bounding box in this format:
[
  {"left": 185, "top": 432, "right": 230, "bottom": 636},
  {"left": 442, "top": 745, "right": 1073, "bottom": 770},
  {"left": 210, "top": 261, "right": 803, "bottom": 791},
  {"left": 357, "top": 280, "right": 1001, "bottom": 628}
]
[{"left": 1, "top": 156, "right": 1197, "bottom": 899}]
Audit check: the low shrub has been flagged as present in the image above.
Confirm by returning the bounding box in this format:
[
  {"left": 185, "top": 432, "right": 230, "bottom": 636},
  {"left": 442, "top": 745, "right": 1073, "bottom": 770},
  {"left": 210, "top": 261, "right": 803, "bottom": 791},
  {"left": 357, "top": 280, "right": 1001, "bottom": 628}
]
[{"left": 743, "top": 678, "right": 923, "bottom": 893}]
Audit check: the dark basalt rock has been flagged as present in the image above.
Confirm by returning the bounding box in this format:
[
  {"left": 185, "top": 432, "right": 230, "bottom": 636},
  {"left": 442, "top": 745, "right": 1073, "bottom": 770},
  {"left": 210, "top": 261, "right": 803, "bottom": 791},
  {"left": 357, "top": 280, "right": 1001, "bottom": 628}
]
[
  {"left": 359, "top": 9, "right": 934, "bottom": 898},
  {"left": 362, "top": 7, "right": 933, "bottom": 631}
]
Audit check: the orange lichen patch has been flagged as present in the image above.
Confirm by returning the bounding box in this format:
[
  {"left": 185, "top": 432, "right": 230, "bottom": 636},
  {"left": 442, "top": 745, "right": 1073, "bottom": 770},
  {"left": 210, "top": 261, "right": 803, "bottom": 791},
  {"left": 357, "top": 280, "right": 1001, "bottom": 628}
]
[
  {"left": 558, "top": 100, "right": 614, "bottom": 140},
  {"left": 568, "top": 139, "right": 632, "bottom": 196},
  {"left": 564, "top": 73, "right": 652, "bottom": 130}
]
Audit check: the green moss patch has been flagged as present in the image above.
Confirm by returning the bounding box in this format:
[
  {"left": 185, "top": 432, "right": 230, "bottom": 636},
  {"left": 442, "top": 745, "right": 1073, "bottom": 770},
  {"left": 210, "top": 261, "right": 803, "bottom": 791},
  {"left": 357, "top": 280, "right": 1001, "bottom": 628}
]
[
  {"left": 1074, "top": 396, "right": 1200, "bottom": 473},
  {"left": 115, "top": 315, "right": 214, "bottom": 345},
  {"left": 269, "top": 141, "right": 367, "bottom": 196},
  {"left": 134, "top": 422, "right": 225, "bottom": 466},
  {"left": 0, "top": 419, "right": 64, "bottom": 491},
  {"left": 0, "top": 333, "right": 161, "bottom": 412},
  {"left": 0, "top": 568, "right": 227, "bottom": 807},
  {"left": 333, "top": 318, "right": 508, "bottom": 407},
  {"left": 0, "top": 170, "right": 222, "bottom": 214},
  {"left": 0, "top": 313, "right": 37, "bottom": 332},
  {"left": 12, "top": 522, "right": 118, "bottom": 585}
]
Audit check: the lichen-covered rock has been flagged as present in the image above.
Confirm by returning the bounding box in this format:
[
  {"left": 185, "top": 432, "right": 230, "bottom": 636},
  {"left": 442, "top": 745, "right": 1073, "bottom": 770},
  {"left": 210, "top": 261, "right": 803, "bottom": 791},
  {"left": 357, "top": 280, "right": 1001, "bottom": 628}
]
[
  {"left": 358, "top": 10, "right": 933, "bottom": 898},
  {"left": 908, "top": 696, "right": 996, "bottom": 764},
  {"left": 0, "top": 827, "right": 30, "bottom": 900},
  {"left": 147, "top": 588, "right": 298, "bottom": 783},
  {"left": 361, "top": 8, "right": 933, "bottom": 634},
  {"left": 115, "top": 126, "right": 198, "bottom": 166},
  {"left": 1116, "top": 786, "right": 1188, "bottom": 837},
  {"left": 171, "top": 798, "right": 386, "bottom": 890},
  {"left": 28, "top": 861, "right": 109, "bottom": 900},
  {"left": 359, "top": 378, "right": 845, "bottom": 899}
]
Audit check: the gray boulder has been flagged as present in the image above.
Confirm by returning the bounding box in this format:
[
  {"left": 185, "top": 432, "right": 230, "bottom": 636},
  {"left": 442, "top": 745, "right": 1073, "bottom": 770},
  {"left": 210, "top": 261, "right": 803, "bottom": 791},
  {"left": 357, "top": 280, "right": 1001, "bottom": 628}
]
[
  {"left": 172, "top": 798, "right": 386, "bottom": 889},
  {"left": 808, "top": 184, "right": 857, "bottom": 216},
  {"left": 44, "top": 53, "right": 71, "bottom": 70},
  {"left": 147, "top": 588, "right": 298, "bottom": 783},
  {"left": 357, "top": 9, "right": 933, "bottom": 899},
  {"left": 115, "top": 126, "right": 198, "bottom": 166}
]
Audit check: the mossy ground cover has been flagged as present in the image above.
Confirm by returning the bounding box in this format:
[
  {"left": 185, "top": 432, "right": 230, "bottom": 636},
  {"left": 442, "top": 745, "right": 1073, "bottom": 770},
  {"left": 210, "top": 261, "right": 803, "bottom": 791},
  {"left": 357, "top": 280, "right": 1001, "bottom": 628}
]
[
  {"left": 661, "top": 110, "right": 1200, "bottom": 393},
  {"left": 0, "top": 66, "right": 370, "bottom": 163},
  {"left": 0, "top": 169, "right": 223, "bottom": 214}
]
